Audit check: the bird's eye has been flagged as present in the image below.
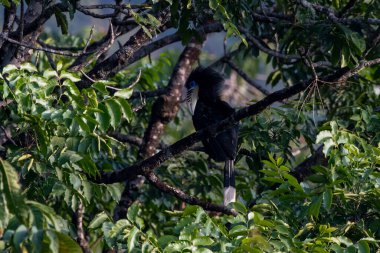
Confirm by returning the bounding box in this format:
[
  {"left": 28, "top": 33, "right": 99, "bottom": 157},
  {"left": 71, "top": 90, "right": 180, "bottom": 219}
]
[{"left": 189, "top": 80, "right": 197, "bottom": 88}]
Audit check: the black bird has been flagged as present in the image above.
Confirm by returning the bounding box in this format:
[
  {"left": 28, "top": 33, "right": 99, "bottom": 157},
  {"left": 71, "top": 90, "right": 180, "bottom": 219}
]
[{"left": 185, "top": 67, "right": 238, "bottom": 206}]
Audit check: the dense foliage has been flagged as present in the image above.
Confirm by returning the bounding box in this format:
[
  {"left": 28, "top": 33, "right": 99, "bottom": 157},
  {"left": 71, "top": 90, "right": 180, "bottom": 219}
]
[{"left": 1, "top": 0, "right": 380, "bottom": 252}]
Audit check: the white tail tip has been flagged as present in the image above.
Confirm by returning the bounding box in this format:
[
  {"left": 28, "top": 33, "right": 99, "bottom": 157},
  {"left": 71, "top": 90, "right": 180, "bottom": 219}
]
[{"left": 223, "top": 186, "right": 236, "bottom": 206}]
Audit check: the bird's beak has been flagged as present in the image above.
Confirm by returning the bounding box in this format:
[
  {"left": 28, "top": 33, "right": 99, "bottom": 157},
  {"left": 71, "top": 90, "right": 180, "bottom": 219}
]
[{"left": 186, "top": 86, "right": 199, "bottom": 115}]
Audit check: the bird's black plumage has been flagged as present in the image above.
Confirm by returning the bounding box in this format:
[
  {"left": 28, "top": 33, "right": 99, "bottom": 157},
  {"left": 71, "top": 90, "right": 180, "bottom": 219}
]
[{"left": 186, "top": 67, "right": 238, "bottom": 206}]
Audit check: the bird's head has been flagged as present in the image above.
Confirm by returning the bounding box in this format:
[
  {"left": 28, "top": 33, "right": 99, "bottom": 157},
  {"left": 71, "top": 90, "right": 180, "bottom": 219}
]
[{"left": 185, "top": 66, "right": 225, "bottom": 115}]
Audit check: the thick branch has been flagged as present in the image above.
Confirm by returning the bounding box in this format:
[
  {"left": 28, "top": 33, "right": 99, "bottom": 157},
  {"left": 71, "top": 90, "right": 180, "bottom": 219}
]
[
  {"left": 139, "top": 42, "right": 203, "bottom": 157},
  {"left": 76, "top": 202, "right": 91, "bottom": 253},
  {"left": 337, "top": 58, "right": 380, "bottom": 83}
]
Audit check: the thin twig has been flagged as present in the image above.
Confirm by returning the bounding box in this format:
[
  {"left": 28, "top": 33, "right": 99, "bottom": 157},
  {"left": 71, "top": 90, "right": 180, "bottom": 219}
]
[
  {"left": 145, "top": 171, "right": 237, "bottom": 216},
  {"left": 239, "top": 27, "right": 301, "bottom": 61},
  {"left": 83, "top": 25, "right": 95, "bottom": 53},
  {"left": 225, "top": 59, "right": 270, "bottom": 95},
  {"left": 71, "top": 21, "right": 116, "bottom": 72},
  {"left": 80, "top": 70, "right": 96, "bottom": 83},
  {"left": 1, "top": 33, "right": 94, "bottom": 56}
]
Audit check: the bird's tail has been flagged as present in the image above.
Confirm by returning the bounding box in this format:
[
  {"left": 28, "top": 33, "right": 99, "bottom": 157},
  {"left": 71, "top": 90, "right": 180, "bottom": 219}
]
[{"left": 223, "top": 160, "right": 236, "bottom": 206}]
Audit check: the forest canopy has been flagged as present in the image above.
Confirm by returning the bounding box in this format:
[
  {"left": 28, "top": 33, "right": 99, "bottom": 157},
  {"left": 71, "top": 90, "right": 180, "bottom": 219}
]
[{"left": 1, "top": 0, "right": 380, "bottom": 252}]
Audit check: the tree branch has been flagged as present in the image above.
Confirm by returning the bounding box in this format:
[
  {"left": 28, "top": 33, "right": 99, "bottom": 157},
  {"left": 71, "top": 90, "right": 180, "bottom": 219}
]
[
  {"left": 76, "top": 201, "right": 91, "bottom": 253},
  {"left": 130, "top": 88, "right": 167, "bottom": 99},
  {"left": 225, "top": 59, "right": 270, "bottom": 95},
  {"left": 239, "top": 27, "right": 301, "bottom": 62},
  {"left": 139, "top": 42, "right": 203, "bottom": 157},
  {"left": 0, "top": 33, "right": 95, "bottom": 56},
  {"left": 145, "top": 171, "right": 237, "bottom": 215},
  {"left": 298, "top": 0, "right": 380, "bottom": 25}
]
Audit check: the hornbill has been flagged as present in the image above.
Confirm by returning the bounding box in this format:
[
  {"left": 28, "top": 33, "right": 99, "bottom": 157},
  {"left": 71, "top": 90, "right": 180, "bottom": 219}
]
[{"left": 185, "top": 66, "right": 239, "bottom": 206}]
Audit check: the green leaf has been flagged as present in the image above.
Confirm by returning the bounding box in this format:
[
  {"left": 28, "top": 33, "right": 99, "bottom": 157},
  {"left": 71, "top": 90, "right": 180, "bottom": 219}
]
[
  {"left": 55, "top": 231, "right": 82, "bottom": 253},
  {"left": 63, "top": 79, "right": 80, "bottom": 96},
  {"left": 308, "top": 196, "right": 323, "bottom": 218},
  {"left": 229, "top": 225, "right": 248, "bottom": 237},
  {"left": 127, "top": 227, "right": 140, "bottom": 252},
  {"left": 263, "top": 177, "right": 284, "bottom": 183},
  {"left": 209, "top": 0, "right": 219, "bottom": 10},
  {"left": 105, "top": 99, "right": 122, "bottom": 128},
  {"left": 146, "top": 13, "right": 161, "bottom": 27},
  {"left": 58, "top": 150, "right": 82, "bottom": 165},
  {"left": 92, "top": 81, "right": 109, "bottom": 95},
  {"left": 69, "top": 173, "right": 81, "bottom": 190},
  {"left": 54, "top": 10, "right": 68, "bottom": 35},
  {"left": 316, "top": 130, "right": 333, "bottom": 143},
  {"left": 358, "top": 240, "right": 370, "bottom": 253},
  {"left": 231, "top": 202, "right": 247, "bottom": 214},
  {"left": 96, "top": 103, "right": 111, "bottom": 131},
  {"left": 46, "top": 230, "right": 59, "bottom": 253},
  {"left": 20, "top": 63, "right": 38, "bottom": 72},
  {"left": 114, "top": 87, "right": 134, "bottom": 99},
  {"left": 13, "top": 225, "right": 28, "bottom": 250},
  {"left": 57, "top": 61, "right": 63, "bottom": 72},
  {"left": 323, "top": 189, "right": 333, "bottom": 211},
  {"left": 27, "top": 201, "right": 61, "bottom": 230},
  {"left": 60, "top": 71, "right": 81, "bottom": 83},
  {"left": 75, "top": 115, "right": 91, "bottom": 133},
  {"left": 89, "top": 212, "right": 111, "bottom": 229},
  {"left": 158, "top": 235, "right": 177, "bottom": 249},
  {"left": 2, "top": 64, "right": 18, "bottom": 74},
  {"left": 141, "top": 25, "right": 153, "bottom": 38},
  {"left": 0, "top": 160, "right": 21, "bottom": 212},
  {"left": 86, "top": 88, "right": 98, "bottom": 108},
  {"left": 283, "top": 173, "right": 303, "bottom": 192},
  {"left": 43, "top": 69, "right": 58, "bottom": 79},
  {"left": 116, "top": 98, "right": 133, "bottom": 122},
  {"left": 0, "top": 0, "right": 11, "bottom": 8},
  {"left": 106, "top": 184, "right": 122, "bottom": 202},
  {"left": 193, "top": 236, "right": 214, "bottom": 246},
  {"left": 127, "top": 203, "right": 139, "bottom": 223},
  {"left": 31, "top": 229, "right": 44, "bottom": 253},
  {"left": 350, "top": 32, "right": 366, "bottom": 54}
]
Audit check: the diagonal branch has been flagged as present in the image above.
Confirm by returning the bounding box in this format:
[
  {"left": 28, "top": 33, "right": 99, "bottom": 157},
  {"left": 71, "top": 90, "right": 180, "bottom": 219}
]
[
  {"left": 139, "top": 41, "right": 203, "bottom": 157},
  {"left": 225, "top": 59, "right": 270, "bottom": 95},
  {"left": 239, "top": 27, "right": 301, "bottom": 62},
  {"left": 0, "top": 33, "right": 95, "bottom": 56},
  {"left": 145, "top": 171, "right": 237, "bottom": 215},
  {"left": 298, "top": 0, "right": 380, "bottom": 25}
]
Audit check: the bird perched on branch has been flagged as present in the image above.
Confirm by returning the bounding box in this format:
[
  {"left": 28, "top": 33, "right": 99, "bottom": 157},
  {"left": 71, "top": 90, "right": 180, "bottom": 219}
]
[{"left": 185, "top": 66, "right": 238, "bottom": 206}]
